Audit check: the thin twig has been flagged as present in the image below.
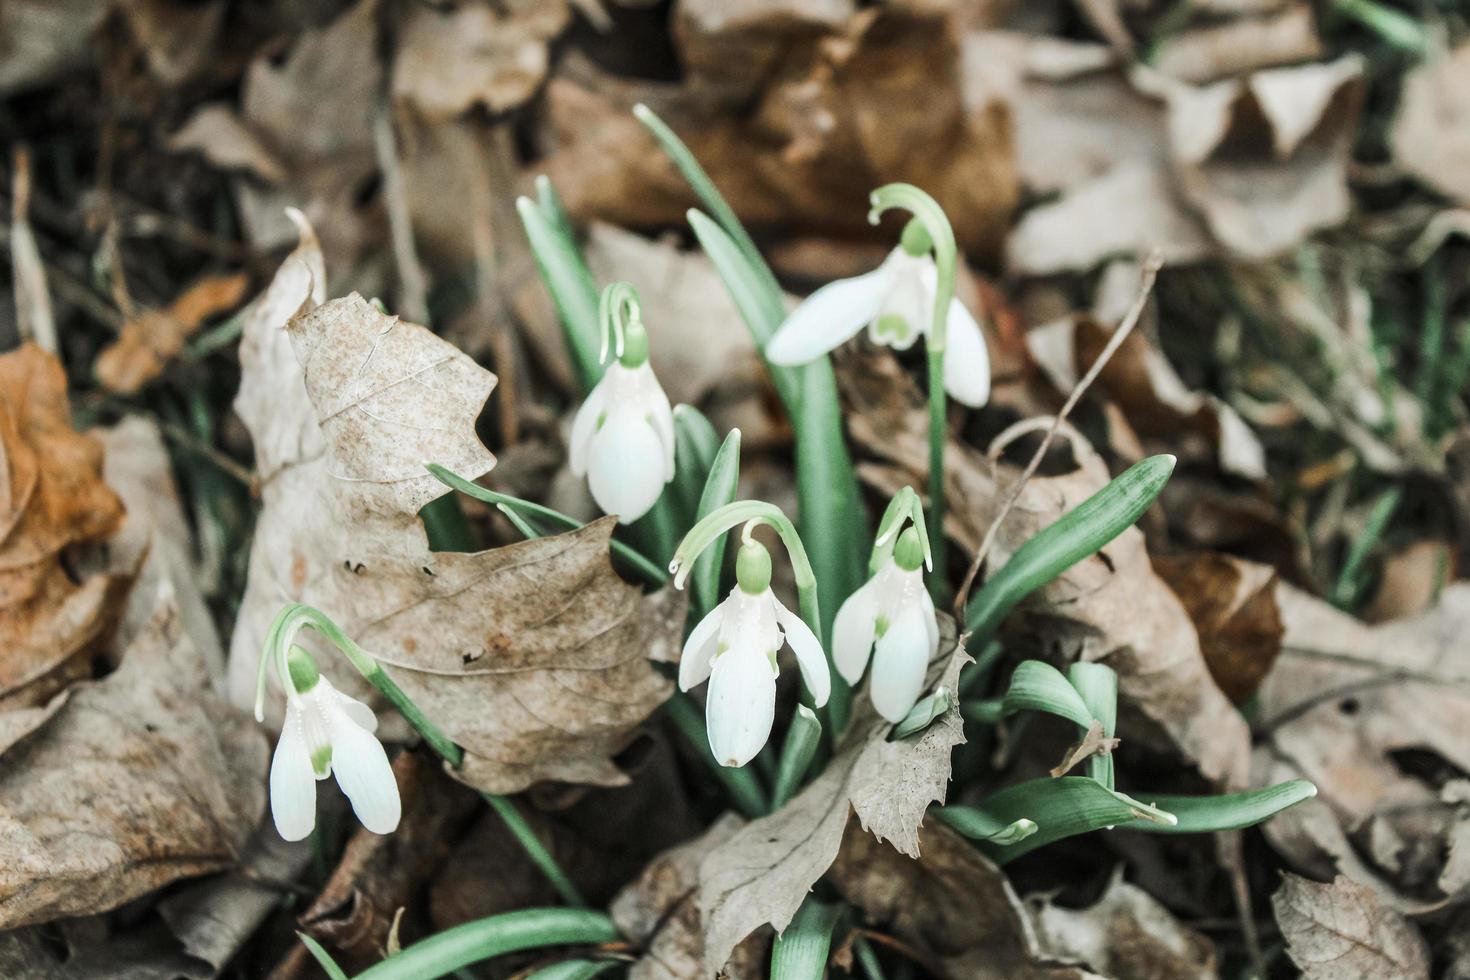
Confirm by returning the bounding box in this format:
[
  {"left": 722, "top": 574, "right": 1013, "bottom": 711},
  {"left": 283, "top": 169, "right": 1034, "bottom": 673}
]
[
  {"left": 953, "top": 251, "right": 1163, "bottom": 620},
  {"left": 158, "top": 419, "right": 257, "bottom": 489},
  {"left": 9, "top": 147, "right": 58, "bottom": 353}
]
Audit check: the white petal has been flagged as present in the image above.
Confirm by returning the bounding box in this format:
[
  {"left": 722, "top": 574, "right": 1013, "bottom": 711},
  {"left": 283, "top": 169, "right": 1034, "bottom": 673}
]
[
  {"left": 679, "top": 599, "right": 726, "bottom": 691},
  {"left": 766, "top": 265, "right": 893, "bottom": 365},
  {"left": 636, "top": 364, "right": 677, "bottom": 481},
  {"left": 919, "top": 587, "right": 941, "bottom": 659},
  {"left": 771, "top": 594, "right": 830, "bottom": 708},
  {"left": 334, "top": 690, "right": 379, "bottom": 733},
  {"left": 875, "top": 256, "right": 934, "bottom": 351},
  {"left": 832, "top": 579, "right": 879, "bottom": 686},
  {"left": 269, "top": 723, "right": 317, "bottom": 842},
  {"left": 568, "top": 374, "right": 611, "bottom": 477},
  {"left": 941, "top": 298, "right": 991, "bottom": 408},
  {"left": 329, "top": 711, "right": 401, "bottom": 835},
  {"left": 705, "top": 645, "right": 777, "bottom": 768},
  {"left": 869, "top": 602, "right": 933, "bottom": 723},
  {"left": 587, "top": 407, "right": 667, "bottom": 523}
]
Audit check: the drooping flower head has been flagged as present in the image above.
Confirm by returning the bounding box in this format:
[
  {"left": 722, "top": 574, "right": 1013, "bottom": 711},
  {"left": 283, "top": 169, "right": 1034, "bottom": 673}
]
[
  {"left": 765, "top": 215, "right": 990, "bottom": 407},
  {"left": 569, "top": 282, "right": 675, "bottom": 524},
  {"left": 671, "top": 503, "right": 831, "bottom": 768},
  {"left": 834, "top": 487, "right": 941, "bottom": 723},
  {"left": 267, "top": 645, "right": 401, "bottom": 842}
]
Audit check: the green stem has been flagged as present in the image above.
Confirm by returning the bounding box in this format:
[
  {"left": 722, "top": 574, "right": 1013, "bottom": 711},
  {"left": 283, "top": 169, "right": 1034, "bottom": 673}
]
[
  {"left": 354, "top": 908, "right": 620, "bottom": 980},
  {"left": 853, "top": 935, "right": 887, "bottom": 980},
  {"left": 926, "top": 347, "right": 947, "bottom": 597},
  {"left": 483, "top": 794, "right": 585, "bottom": 908}
]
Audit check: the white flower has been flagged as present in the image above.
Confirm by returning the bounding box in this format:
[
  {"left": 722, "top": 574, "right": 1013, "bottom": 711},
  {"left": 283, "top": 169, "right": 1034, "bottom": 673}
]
[
  {"left": 766, "top": 246, "right": 991, "bottom": 407},
  {"left": 569, "top": 358, "right": 675, "bottom": 524},
  {"left": 270, "top": 651, "right": 401, "bottom": 842},
  {"left": 833, "top": 529, "right": 940, "bottom": 724},
  {"left": 678, "top": 546, "right": 831, "bottom": 767}
]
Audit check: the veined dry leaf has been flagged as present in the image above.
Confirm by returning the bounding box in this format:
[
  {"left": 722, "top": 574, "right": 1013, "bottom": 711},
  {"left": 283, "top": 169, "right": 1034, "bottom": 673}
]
[
  {"left": 1273, "top": 874, "right": 1430, "bottom": 980},
  {"left": 1027, "top": 871, "right": 1216, "bottom": 980},
  {"left": 95, "top": 272, "right": 249, "bottom": 394},
  {"left": 0, "top": 344, "right": 131, "bottom": 710},
  {"left": 611, "top": 814, "right": 766, "bottom": 980},
  {"left": 698, "top": 624, "right": 967, "bottom": 973},
  {"left": 392, "top": 0, "right": 570, "bottom": 120},
  {"left": 829, "top": 820, "right": 1088, "bottom": 979},
  {"left": 1154, "top": 551, "right": 1282, "bottom": 703},
  {"left": 1149, "top": 55, "right": 1364, "bottom": 260},
  {"left": 1391, "top": 43, "right": 1470, "bottom": 207},
  {"left": 1256, "top": 583, "right": 1470, "bottom": 903},
  {"left": 0, "top": 597, "right": 267, "bottom": 929},
  {"left": 545, "top": 1, "right": 1016, "bottom": 257},
  {"left": 839, "top": 347, "right": 1250, "bottom": 789},
  {"left": 229, "top": 244, "right": 677, "bottom": 790}
]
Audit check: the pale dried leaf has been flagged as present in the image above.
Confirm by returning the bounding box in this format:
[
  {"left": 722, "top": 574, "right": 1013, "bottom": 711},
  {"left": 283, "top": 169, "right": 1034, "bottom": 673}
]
[
  {"left": 1391, "top": 43, "right": 1470, "bottom": 207},
  {"left": 0, "top": 598, "right": 267, "bottom": 929},
  {"left": 1273, "top": 874, "right": 1430, "bottom": 980},
  {"left": 1151, "top": 4, "right": 1322, "bottom": 84},
  {"left": 0, "top": 0, "right": 107, "bottom": 97},
  {"left": 169, "top": 103, "right": 288, "bottom": 182},
  {"left": 8, "top": 150, "right": 56, "bottom": 353},
  {"left": 95, "top": 273, "right": 249, "bottom": 394}
]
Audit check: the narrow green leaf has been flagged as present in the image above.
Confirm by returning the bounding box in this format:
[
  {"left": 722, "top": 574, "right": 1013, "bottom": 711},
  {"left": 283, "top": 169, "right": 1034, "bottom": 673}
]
[
  {"left": 298, "top": 933, "right": 349, "bottom": 980},
  {"left": 535, "top": 174, "right": 578, "bottom": 247},
  {"left": 966, "top": 455, "right": 1176, "bottom": 645},
  {"left": 671, "top": 403, "right": 720, "bottom": 525},
  {"left": 931, "top": 807, "right": 1038, "bottom": 845},
  {"left": 1125, "top": 779, "right": 1317, "bottom": 835},
  {"left": 691, "top": 428, "right": 742, "bottom": 619},
  {"left": 772, "top": 704, "right": 823, "bottom": 808},
  {"left": 1067, "top": 662, "right": 1118, "bottom": 790},
  {"left": 890, "top": 686, "right": 952, "bottom": 740},
  {"left": 524, "top": 958, "right": 618, "bottom": 980},
  {"left": 942, "top": 776, "right": 1177, "bottom": 864},
  {"left": 515, "top": 196, "right": 601, "bottom": 392},
  {"left": 428, "top": 464, "right": 666, "bottom": 586},
  {"left": 355, "top": 909, "right": 620, "bottom": 980},
  {"left": 770, "top": 896, "right": 842, "bottom": 979},
  {"left": 1000, "top": 661, "right": 1094, "bottom": 730},
  {"left": 420, "top": 494, "right": 477, "bottom": 553}
]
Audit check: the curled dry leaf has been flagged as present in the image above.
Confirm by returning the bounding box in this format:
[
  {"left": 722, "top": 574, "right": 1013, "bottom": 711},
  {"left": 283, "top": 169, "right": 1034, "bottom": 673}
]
[
  {"left": 0, "top": 597, "right": 267, "bottom": 929},
  {"left": 838, "top": 347, "right": 1250, "bottom": 789},
  {"left": 1391, "top": 42, "right": 1470, "bottom": 207},
  {"left": 94, "top": 272, "right": 250, "bottom": 394},
  {"left": 229, "top": 232, "right": 677, "bottom": 792},
  {"left": 829, "top": 820, "right": 1087, "bottom": 979},
  {"left": 611, "top": 814, "right": 766, "bottom": 980},
  {"left": 1273, "top": 874, "right": 1430, "bottom": 980},
  {"left": 392, "top": 0, "right": 570, "bottom": 120},
  {"left": 1026, "top": 870, "right": 1216, "bottom": 980},
  {"left": 1255, "top": 583, "right": 1470, "bottom": 904},
  {"left": 697, "top": 622, "right": 967, "bottom": 974},
  {"left": 0, "top": 344, "right": 131, "bottom": 710},
  {"left": 545, "top": 0, "right": 1017, "bottom": 256},
  {"left": 1153, "top": 551, "right": 1282, "bottom": 704}
]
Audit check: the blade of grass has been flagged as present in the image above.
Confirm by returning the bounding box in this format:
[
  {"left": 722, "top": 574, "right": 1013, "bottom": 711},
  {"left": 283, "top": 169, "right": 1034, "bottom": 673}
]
[
  {"left": 770, "top": 897, "right": 843, "bottom": 979},
  {"left": 1124, "top": 779, "right": 1317, "bottom": 835},
  {"left": 353, "top": 908, "right": 620, "bottom": 980},
  {"left": 772, "top": 704, "right": 822, "bottom": 809},
  {"left": 691, "top": 429, "right": 742, "bottom": 618},
  {"left": 515, "top": 195, "right": 601, "bottom": 392}
]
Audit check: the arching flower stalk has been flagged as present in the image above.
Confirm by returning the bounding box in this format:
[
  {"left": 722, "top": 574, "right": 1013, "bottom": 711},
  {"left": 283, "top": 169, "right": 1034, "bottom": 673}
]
[
  {"left": 671, "top": 502, "right": 831, "bottom": 767},
  {"left": 835, "top": 487, "right": 941, "bottom": 723},
  {"left": 569, "top": 282, "right": 675, "bottom": 524}
]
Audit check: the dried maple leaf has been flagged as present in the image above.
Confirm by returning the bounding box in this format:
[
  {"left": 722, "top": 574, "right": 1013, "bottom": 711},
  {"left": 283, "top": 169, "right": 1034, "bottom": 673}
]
[
  {"left": 1273, "top": 874, "right": 1430, "bottom": 980},
  {"left": 0, "top": 343, "right": 131, "bottom": 710},
  {"left": 229, "top": 248, "right": 677, "bottom": 792},
  {"left": 0, "top": 597, "right": 267, "bottom": 929},
  {"left": 697, "top": 621, "right": 967, "bottom": 974},
  {"left": 95, "top": 272, "right": 250, "bottom": 394}
]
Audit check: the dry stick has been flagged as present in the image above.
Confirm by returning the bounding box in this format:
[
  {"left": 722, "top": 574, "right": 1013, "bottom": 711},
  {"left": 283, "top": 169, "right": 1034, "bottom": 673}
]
[
  {"left": 952, "top": 251, "right": 1163, "bottom": 621},
  {"left": 374, "top": 108, "right": 431, "bottom": 326},
  {"left": 9, "top": 148, "right": 58, "bottom": 353}
]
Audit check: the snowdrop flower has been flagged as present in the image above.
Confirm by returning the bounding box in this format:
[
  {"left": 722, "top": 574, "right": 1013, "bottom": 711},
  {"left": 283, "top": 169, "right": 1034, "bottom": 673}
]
[
  {"left": 679, "top": 539, "right": 830, "bottom": 767},
  {"left": 569, "top": 284, "right": 675, "bottom": 524},
  {"left": 269, "top": 645, "right": 401, "bottom": 842},
  {"left": 765, "top": 224, "right": 991, "bottom": 407},
  {"left": 835, "top": 525, "right": 940, "bottom": 723}
]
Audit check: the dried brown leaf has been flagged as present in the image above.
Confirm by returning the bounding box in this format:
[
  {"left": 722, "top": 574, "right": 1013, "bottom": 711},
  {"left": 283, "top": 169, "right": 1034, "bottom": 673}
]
[
  {"left": 0, "top": 598, "right": 267, "bottom": 928},
  {"left": 1273, "top": 874, "right": 1430, "bottom": 980},
  {"left": 1154, "top": 551, "right": 1282, "bottom": 703},
  {"left": 697, "top": 623, "right": 967, "bottom": 973},
  {"left": 1151, "top": 4, "right": 1322, "bottom": 84},
  {"left": 1391, "top": 43, "right": 1470, "bottom": 207},
  {"left": 95, "top": 272, "right": 249, "bottom": 394},
  {"left": 0, "top": 344, "right": 131, "bottom": 710}
]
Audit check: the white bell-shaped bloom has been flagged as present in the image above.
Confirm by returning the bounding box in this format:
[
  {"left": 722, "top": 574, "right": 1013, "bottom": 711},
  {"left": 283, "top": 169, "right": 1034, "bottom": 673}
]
[
  {"left": 569, "top": 358, "right": 675, "bottom": 525},
  {"left": 679, "top": 543, "right": 831, "bottom": 767},
  {"left": 833, "top": 528, "right": 940, "bottom": 723},
  {"left": 766, "top": 246, "right": 991, "bottom": 407},
  {"left": 269, "top": 649, "right": 401, "bottom": 841}
]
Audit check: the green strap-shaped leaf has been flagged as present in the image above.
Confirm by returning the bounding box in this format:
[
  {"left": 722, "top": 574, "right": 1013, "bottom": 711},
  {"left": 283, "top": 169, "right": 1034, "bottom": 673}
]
[
  {"left": 770, "top": 896, "right": 843, "bottom": 979},
  {"left": 671, "top": 404, "right": 720, "bottom": 524},
  {"left": 772, "top": 704, "right": 823, "bottom": 809},
  {"left": 353, "top": 908, "right": 620, "bottom": 980},
  {"left": 966, "top": 455, "right": 1175, "bottom": 646},
  {"left": 691, "top": 428, "right": 742, "bottom": 619},
  {"left": 891, "top": 686, "right": 952, "bottom": 740},
  {"left": 1126, "top": 779, "right": 1318, "bottom": 835},
  {"left": 1000, "top": 661, "right": 1094, "bottom": 730},
  {"left": 298, "top": 933, "right": 349, "bottom": 980},
  {"left": 524, "top": 960, "right": 618, "bottom": 980},
  {"left": 1067, "top": 661, "right": 1118, "bottom": 789},
  {"left": 515, "top": 195, "right": 602, "bottom": 393},
  {"left": 938, "top": 777, "right": 1177, "bottom": 864},
  {"left": 931, "top": 807, "right": 1038, "bottom": 846}
]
